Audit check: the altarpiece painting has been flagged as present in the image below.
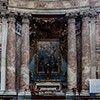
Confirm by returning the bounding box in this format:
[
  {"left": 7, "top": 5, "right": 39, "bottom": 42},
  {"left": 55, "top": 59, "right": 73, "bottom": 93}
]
[{"left": 36, "top": 40, "right": 61, "bottom": 74}]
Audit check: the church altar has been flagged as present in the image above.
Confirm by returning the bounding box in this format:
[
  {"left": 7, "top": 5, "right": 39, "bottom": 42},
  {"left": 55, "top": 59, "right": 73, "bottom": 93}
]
[
  {"left": 35, "top": 81, "right": 61, "bottom": 95},
  {"left": 35, "top": 81, "right": 61, "bottom": 90}
]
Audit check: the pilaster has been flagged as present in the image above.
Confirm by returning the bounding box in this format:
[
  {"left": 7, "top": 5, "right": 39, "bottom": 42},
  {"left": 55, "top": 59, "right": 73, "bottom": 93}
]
[
  {"left": 0, "top": 13, "right": 8, "bottom": 93},
  {"left": 89, "top": 10, "right": 97, "bottom": 79}
]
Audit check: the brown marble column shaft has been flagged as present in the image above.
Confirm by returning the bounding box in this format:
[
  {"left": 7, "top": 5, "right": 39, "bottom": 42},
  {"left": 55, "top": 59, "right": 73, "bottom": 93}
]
[
  {"left": 6, "top": 13, "right": 16, "bottom": 91},
  {"left": 68, "top": 15, "right": 77, "bottom": 90},
  {"left": 82, "top": 14, "right": 91, "bottom": 90},
  {"left": 20, "top": 15, "right": 29, "bottom": 91}
]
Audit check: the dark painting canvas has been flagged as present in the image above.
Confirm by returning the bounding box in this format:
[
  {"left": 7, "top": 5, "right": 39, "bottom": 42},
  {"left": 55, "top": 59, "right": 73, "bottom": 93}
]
[{"left": 36, "top": 40, "right": 61, "bottom": 74}]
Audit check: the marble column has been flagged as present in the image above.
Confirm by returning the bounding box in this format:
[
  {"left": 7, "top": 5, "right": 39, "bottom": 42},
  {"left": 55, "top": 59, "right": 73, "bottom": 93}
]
[
  {"left": 90, "top": 12, "right": 97, "bottom": 79},
  {"left": 6, "top": 13, "right": 16, "bottom": 91},
  {"left": 96, "top": 13, "right": 100, "bottom": 78},
  {"left": 82, "top": 12, "right": 91, "bottom": 90},
  {"left": 0, "top": 15, "right": 2, "bottom": 44},
  {"left": 0, "top": 14, "right": 2, "bottom": 89},
  {"left": 68, "top": 13, "right": 77, "bottom": 90},
  {"left": 20, "top": 14, "right": 29, "bottom": 91},
  {"left": 1, "top": 15, "right": 8, "bottom": 91}
]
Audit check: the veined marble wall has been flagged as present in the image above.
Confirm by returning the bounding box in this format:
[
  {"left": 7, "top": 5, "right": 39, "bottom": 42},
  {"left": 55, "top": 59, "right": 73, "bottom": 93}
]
[
  {"left": 8, "top": 0, "right": 89, "bottom": 9},
  {"left": 0, "top": 0, "right": 99, "bottom": 96},
  {"left": 90, "top": 0, "right": 100, "bottom": 7}
]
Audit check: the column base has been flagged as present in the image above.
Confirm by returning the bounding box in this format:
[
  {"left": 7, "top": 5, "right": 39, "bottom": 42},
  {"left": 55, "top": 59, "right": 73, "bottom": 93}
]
[
  {"left": 66, "top": 90, "right": 89, "bottom": 96},
  {"left": 0, "top": 90, "right": 5, "bottom": 95},
  {"left": 0, "top": 90, "right": 31, "bottom": 100},
  {"left": 18, "top": 91, "right": 31, "bottom": 96},
  {"left": 17, "top": 91, "right": 31, "bottom": 100},
  {"left": 80, "top": 90, "right": 89, "bottom": 96},
  {"left": 0, "top": 90, "right": 16, "bottom": 95},
  {"left": 0, "top": 90, "right": 31, "bottom": 96},
  {"left": 65, "top": 90, "right": 90, "bottom": 99}
]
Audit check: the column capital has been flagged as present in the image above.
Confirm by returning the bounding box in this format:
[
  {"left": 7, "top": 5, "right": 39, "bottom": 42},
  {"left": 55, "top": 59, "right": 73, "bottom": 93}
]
[
  {"left": 0, "top": 12, "right": 7, "bottom": 18},
  {"left": 80, "top": 10, "right": 89, "bottom": 18},
  {"left": 67, "top": 12, "right": 77, "bottom": 23},
  {"left": 68, "top": 12, "right": 78, "bottom": 19},
  {"left": 22, "top": 13, "right": 31, "bottom": 24},
  {"left": 65, "top": 12, "right": 78, "bottom": 19},
  {"left": 81, "top": 11, "right": 90, "bottom": 22},
  {"left": 88, "top": 9, "right": 97, "bottom": 18},
  {"left": 8, "top": 12, "right": 16, "bottom": 22},
  {"left": 80, "top": 10, "right": 97, "bottom": 18}
]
